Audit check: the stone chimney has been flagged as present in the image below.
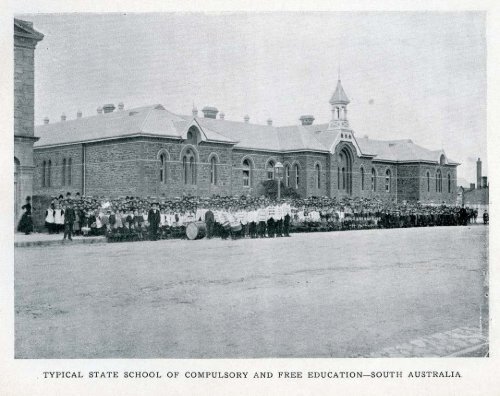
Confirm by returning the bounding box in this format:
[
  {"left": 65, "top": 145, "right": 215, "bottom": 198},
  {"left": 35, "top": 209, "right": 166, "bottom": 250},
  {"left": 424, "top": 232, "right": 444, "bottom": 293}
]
[
  {"left": 97, "top": 107, "right": 103, "bottom": 114},
  {"left": 244, "top": 115, "right": 250, "bottom": 123},
  {"left": 77, "top": 110, "right": 82, "bottom": 118},
  {"left": 219, "top": 112, "right": 225, "bottom": 120},
  {"left": 470, "top": 183, "right": 475, "bottom": 190},
  {"left": 103, "top": 103, "right": 116, "bottom": 114},
  {"left": 61, "top": 113, "right": 66, "bottom": 121},
  {"left": 299, "top": 115, "right": 315, "bottom": 126},
  {"left": 43, "top": 117, "right": 49, "bottom": 125},
  {"left": 118, "top": 102, "right": 124, "bottom": 111},
  {"left": 192, "top": 105, "right": 198, "bottom": 117},
  {"left": 477, "top": 158, "right": 482, "bottom": 189},
  {"left": 482, "top": 176, "right": 488, "bottom": 189},
  {"left": 267, "top": 118, "right": 273, "bottom": 126},
  {"left": 202, "top": 106, "right": 218, "bottom": 119}
]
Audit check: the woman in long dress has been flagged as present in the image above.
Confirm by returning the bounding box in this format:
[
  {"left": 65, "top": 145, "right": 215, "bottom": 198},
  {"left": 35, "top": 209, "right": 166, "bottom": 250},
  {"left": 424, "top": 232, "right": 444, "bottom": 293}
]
[{"left": 17, "top": 196, "right": 34, "bottom": 235}]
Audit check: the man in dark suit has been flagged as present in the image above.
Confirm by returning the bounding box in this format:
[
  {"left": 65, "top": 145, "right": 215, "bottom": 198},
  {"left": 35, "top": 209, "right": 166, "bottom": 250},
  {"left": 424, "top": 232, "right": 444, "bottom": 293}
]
[
  {"left": 148, "top": 202, "right": 161, "bottom": 241},
  {"left": 63, "top": 200, "right": 76, "bottom": 241},
  {"left": 204, "top": 207, "right": 215, "bottom": 239}
]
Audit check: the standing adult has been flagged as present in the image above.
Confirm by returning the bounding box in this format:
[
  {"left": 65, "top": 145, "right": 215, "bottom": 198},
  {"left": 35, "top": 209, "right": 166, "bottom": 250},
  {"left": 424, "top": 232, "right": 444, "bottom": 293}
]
[
  {"left": 204, "top": 206, "right": 215, "bottom": 239},
  {"left": 148, "top": 202, "right": 161, "bottom": 241},
  {"left": 53, "top": 202, "right": 65, "bottom": 234},
  {"left": 45, "top": 202, "right": 55, "bottom": 234},
  {"left": 17, "top": 196, "right": 34, "bottom": 235},
  {"left": 63, "top": 201, "right": 76, "bottom": 241}
]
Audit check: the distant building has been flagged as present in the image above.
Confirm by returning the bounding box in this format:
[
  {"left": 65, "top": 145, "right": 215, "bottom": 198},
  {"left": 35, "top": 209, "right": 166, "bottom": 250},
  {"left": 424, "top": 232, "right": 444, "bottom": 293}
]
[
  {"left": 32, "top": 80, "right": 459, "bottom": 203},
  {"left": 14, "top": 19, "right": 44, "bottom": 224},
  {"left": 460, "top": 158, "right": 489, "bottom": 221}
]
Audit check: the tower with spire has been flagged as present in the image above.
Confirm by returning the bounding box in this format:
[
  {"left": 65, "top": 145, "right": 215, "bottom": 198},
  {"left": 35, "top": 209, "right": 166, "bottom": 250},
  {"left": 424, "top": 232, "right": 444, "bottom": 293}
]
[{"left": 327, "top": 79, "right": 351, "bottom": 131}]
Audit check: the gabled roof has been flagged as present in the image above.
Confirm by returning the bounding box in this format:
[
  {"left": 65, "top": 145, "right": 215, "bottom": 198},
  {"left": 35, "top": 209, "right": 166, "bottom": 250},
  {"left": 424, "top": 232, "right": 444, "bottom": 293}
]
[
  {"left": 14, "top": 18, "right": 44, "bottom": 41},
  {"left": 329, "top": 80, "right": 350, "bottom": 105}
]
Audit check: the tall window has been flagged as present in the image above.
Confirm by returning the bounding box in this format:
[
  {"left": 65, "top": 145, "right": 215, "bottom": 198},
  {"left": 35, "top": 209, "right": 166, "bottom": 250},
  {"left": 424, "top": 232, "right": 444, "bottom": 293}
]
[
  {"left": 294, "top": 164, "right": 299, "bottom": 188},
  {"left": 47, "top": 160, "right": 52, "bottom": 187},
  {"left": 68, "top": 158, "right": 72, "bottom": 186},
  {"left": 448, "top": 173, "right": 451, "bottom": 193},
  {"left": 182, "top": 148, "right": 197, "bottom": 185},
  {"left": 159, "top": 153, "right": 167, "bottom": 183},
  {"left": 360, "top": 167, "right": 365, "bottom": 191},
  {"left": 285, "top": 165, "right": 290, "bottom": 187},
  {"left": 371, "top": 168, "right": 376, "bottom": 192},
  {"left": 427, "top": 171, "right": 430, "bottom": 192},
  {"left": 243, "top": 159, "right": 251, "bottom": 187},
  {"left": 337, "top": 167, "right": 340, "bottom": 189},
  {"left": 385, "top": 169, "right": 391, "bottom": 192},
  {"left": 436, "top": 169, "right": 442, "bottom": 193},
  {"left": 342, "top": 167, "right": 346, "bottom": 190},
  {"left": 210, "top": 156, "right": 217, "bottom": 185},
  {"left": 266, "top": 160, "right": 275, "bottom": 180},
  {"left": 62, "top": 158, "right": 66, "bottom": 186},
  {"left": 42, "top": 160, "right": 46, "bottom": 187},
  {"left": 316, "top": 164, "right": 321, "bottom": 189}
]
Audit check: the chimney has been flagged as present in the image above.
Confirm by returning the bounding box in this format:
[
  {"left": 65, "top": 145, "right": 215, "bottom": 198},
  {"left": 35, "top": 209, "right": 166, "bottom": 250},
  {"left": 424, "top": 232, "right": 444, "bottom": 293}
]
[
  {"left": 477, "top": 158, "right": 482, "bottom": 189},
  {"left": 118, "top": 102, "right": 124, "bottom": 111},
  {"left": 192, "top": 105, "right": 198, "bottom": 117},
  {"left": 61, "top": 113, "right": 66, "bottom": 121},
  {"left": 201, "top": 106, "right": 218, "bottom": 119},
  {"left": 103, "top": 103, "right": 116, "bottom": 114},
  {"left": 219, "top": 112, "right": 225, "bottom": 120},
  {"left": 97, "top": 107, "right": 103, "bottom": 114},
  {"left": 482, "top": 176, "right": 488, "bottom": 189},
  {"left": 244, "top": 115, "right": 250, "bottom": 123},
  {"left": 43, "top": 117, "right": 49, "bottom": 125},
  {"left": 267, "top": 118, "right": 273, "bottom": 126},
  {"left": 299, "top": 115, "right": 315, "bottom": 126},
  {"left": 470, "top": 183, "right": 475, "bottom": 190},
  {"left": 77, "top": 110, "right": 82, "bottom": 118}
]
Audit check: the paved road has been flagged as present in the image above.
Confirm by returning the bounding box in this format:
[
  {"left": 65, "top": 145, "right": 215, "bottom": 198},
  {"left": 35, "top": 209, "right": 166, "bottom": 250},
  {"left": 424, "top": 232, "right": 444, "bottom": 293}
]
[{"left": 15, "top": 225, "right": 488, "bottom": 358}]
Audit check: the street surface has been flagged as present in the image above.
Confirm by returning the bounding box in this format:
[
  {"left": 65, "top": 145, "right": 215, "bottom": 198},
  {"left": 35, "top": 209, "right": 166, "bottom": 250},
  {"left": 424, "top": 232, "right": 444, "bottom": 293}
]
[{"left": 15, "top": 225, "right": 488, "bottom": 358}]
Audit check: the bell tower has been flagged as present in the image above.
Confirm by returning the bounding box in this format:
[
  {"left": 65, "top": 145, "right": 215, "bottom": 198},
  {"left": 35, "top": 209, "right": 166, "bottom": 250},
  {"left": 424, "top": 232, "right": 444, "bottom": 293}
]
[{"left": 328, "top": 79, "right": 351, "bottom": 130}]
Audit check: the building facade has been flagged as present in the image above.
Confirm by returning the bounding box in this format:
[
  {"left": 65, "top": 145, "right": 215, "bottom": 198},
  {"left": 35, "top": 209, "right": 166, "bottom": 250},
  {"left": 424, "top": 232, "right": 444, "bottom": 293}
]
[
  {"left": 14, "top": 19, "right": 43, "bottom": 223},
  {"left": 33, "top": 81, "right": 459, "bottom": 203}
]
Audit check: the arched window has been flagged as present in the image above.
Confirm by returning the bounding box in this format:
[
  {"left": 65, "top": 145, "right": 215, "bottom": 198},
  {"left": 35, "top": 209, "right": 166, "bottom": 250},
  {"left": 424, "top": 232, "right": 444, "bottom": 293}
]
[
  {"left": 68, "top": 158, "right": 72, "bottom": 186},
  {"left": 242, "top": 159, "right": 251, "bottom": 187},
  {"left": 436, "top": 169, "right": 442, "bottom": 193},
  {"left": 294, "top": 164, "right": 299, "bottom": 188},
  {"left": 182, "top": 148, "right": 197, "bottom": 185},
  {"left": 371, "top": 168, "right": 376, "bottom": 192},
  {"left": 210, "top": 156, "right": 217, "bottom": 185},
  {"left": 316, "top": 164, "right": 321, "bottom": 189},
  {"left": 159, "top": 153, "right": 167, "bottom": 183},
  {"left": 266, "top": 160, "right": 275, "bottom": 180},
  {"left": 285, "top": 165, "right": 290, "bottom": 187},
  {"left": 47, "top": 160, "right": 52, "bottom": 187},
  {"left": 360, "top": 167, "right": 365, "bottom": 191},
  {"left": 42, "top": 160, "right": 46, "bottom": 187},
  {"left": 337, "top": 167, "right": 340, "bottom": 189},
  {"left": 385, "top": 169, "right": 391, "bottom": 192},
  {"left": 342, "top": 167, "right": 346, "bottom": 190},
  {"left": 448, "top": 173, "right": 451, "bottom": 193},
  {"left": 62, "top": 158, "right": 66, "bottom": 186},
  {"left": 427, "top": 171, "right": 430, "bottom": 192}
]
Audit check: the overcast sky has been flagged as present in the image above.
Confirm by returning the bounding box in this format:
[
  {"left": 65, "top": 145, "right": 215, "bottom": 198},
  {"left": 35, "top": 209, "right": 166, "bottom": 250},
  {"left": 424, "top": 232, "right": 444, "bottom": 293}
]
[{"left": 18, "top": 12, "right": 486, "bottom": 183}]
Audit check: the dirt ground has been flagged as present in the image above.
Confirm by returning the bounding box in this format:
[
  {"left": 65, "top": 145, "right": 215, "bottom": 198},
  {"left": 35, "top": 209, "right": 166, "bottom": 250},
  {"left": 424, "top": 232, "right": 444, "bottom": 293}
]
[{"left": 14, "top": 225, "right": 488, "bottom": 358}]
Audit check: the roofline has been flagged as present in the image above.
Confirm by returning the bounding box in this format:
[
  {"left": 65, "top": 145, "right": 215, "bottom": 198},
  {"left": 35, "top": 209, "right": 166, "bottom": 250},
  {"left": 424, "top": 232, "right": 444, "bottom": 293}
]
[{"left": 371, "top": 158, "right": 460, "bottom": 166}]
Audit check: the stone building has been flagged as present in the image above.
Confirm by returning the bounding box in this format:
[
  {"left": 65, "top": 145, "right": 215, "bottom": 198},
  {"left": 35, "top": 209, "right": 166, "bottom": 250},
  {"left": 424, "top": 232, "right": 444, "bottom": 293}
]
[
  {"left": 14, "top": 19, "right": 44, "bottom": 223},
  {"left": 460, "top": 158, "right": 489, "bottom": 221},
  {"left": 33, "top": 80, "right": 459, "bottom": 203}
]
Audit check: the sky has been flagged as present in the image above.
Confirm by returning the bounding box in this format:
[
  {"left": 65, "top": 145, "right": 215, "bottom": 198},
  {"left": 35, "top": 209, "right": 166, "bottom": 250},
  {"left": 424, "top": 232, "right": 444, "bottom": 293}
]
[{"left": 18, "top": 12, "right": 486, "bottom": 183}]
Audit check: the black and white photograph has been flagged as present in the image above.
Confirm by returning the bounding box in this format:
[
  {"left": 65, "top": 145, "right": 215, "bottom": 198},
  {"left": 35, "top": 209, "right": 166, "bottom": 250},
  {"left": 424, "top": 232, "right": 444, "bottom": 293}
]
[{"left": 3, "top": 3, "right": 500, "bottom": 395}]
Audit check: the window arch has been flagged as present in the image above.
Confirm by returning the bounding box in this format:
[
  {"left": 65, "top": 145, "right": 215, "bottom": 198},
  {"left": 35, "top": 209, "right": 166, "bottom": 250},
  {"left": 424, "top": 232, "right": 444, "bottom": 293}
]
[
  {"left": 42, "top": 160, "right": 46, "bottom": 187},
  {"left": 62, "top": 158, "right": 66, "bottom": 186},
  {"left": 315, "top": 163, "right": 321, "bottom": 189},
  {"left": 294, "top": 163, "right": 300, "bottom": 189},
  {"left": 266, "top": 159, "right": 276, "bottom": 180},
  {"left": 68, "top": 158, "right": 72, "bottom": 186},
  {"left": 47, "top": 160, "right": 52, "bottom": 187},
  {"left": 284, "top": 164, "right": 290, "bottom": 187},
  {"left": 448, "top": 173, "right": 451, "bottom": 193},
  {"left": 242, "top": 158, "right": 252, "bottom": 187},
  {"left": 210, "top": 155, "right": 218, "bottom": 185},
  {"left": 371, "top": 168, "right": 376, "bottom": 192},
  {"left": 385, "top": 169, "right": 391, "bottom": 192},
  {"left": 182, "top": 148, "right": 197, "bottom": 185},
  {"left": 360, "top": 167, "right": 365, "bottom": 191},
  {"left": 427, "top": 171, "right": 430, "bottom": 192}
]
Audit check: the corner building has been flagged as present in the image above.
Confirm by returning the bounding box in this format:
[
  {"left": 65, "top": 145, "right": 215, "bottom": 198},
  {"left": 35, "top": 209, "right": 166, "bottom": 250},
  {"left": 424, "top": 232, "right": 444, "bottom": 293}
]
[{"left": 33, "top": 80, "right": 459, "bottom": 203}]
